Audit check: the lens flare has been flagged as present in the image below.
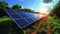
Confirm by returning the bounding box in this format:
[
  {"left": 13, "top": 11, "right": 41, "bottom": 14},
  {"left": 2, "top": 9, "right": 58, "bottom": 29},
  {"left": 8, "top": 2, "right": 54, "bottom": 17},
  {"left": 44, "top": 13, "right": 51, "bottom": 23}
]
[{"left": 39, "top": 8, "right": 49, "bottom": 14}]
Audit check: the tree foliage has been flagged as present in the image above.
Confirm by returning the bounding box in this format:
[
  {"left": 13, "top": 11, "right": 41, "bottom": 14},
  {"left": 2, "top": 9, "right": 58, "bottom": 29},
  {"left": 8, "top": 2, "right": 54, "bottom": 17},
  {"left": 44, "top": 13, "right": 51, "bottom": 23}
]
[
  {"left": 0, "top": 1, "right": 9, "bottom": 17},
  {"left": 0, "top": 1, "right": 33, "bottom": 17},
  {"left": 0, "top": 1, "right": 9, "bottom": 9},
  {"left": 23, "top": 8, "right": 33, "bottom": 12},
  {"left": 0, "top": 1, "right": 60, "bottom": 34},
  {"left": 52, "top": 1, "right": 60, "bottom": 18},
  {"left": 12, "top": 4, "right": 33, "bottom": 12},
  {"left": 12, "top": 4, "right": 22, "bottom": 10}
]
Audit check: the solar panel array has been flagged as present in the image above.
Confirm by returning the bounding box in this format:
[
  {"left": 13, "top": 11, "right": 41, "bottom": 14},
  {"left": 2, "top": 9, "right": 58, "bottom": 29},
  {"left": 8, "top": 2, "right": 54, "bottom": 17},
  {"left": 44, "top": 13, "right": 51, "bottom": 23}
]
[{"left": 4, "top": 8, "right": 40, "bottom": 29}]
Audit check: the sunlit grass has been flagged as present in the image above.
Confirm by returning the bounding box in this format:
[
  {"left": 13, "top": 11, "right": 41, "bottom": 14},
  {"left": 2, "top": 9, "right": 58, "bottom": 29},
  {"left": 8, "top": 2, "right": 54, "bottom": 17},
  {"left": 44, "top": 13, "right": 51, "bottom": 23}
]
[
  {"left": 0, "top": 16, "right": 11, "bottom": 23},
  {"left": 37, "top": 16, "right": 60, "bottom": 34},
  {"left": 0, "top": 16, "right": 60, "bottom": 34}
]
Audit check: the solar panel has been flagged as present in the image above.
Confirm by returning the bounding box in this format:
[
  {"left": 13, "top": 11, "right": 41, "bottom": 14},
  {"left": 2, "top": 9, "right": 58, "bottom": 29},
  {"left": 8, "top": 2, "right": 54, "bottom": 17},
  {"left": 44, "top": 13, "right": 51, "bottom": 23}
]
[
  {"left": 9, "top": 14, "right": 22, "bottom": 19},
  {"left": 4, "top": 8, "right": 40, "bottom": 29},
  {"left": 5, "top": 9, "right": 16, "bottom": 14}
]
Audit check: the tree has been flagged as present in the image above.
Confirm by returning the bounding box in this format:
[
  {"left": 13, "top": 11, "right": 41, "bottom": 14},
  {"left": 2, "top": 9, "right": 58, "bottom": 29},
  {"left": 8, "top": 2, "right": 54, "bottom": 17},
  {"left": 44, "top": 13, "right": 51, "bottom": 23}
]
[
  {"left": 12, "top": 4, "right": 33, "bottom": 12},
  {"left": 54, "top": 1, "right": 60, "bottom": 18},
  {"left": 23, "top": 8, "right": 33, "bottom": 12},
  {"left": 12, "top": 4, "right": 22, "bottom": 10},
  {"left": 0, "top": 1, "right": 9, "bottom": 9},
  {"left": 0, "top": 1, "right": 9, "bottom": 17},
  {"left": 51, "top": 1, "right": 60, "bottom": 18}
]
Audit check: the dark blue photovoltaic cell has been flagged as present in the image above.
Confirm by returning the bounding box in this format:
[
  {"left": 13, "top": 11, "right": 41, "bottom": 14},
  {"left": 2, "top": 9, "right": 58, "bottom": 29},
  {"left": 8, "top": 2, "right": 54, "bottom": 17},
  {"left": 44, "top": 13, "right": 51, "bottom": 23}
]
[
  {"left": 4, "top": 8, "right": 40, "bottom": 29},
  {"left": 18, "top": 13, "right": 32, "bottom": 18},
  {"left": 16, "top": 10, "right": 39, "bottom": 18},
  {"left": 25, "top": 18, "right": 35, "bottom": 23},
  {"left": 5, "top": 9, "right": 16, "bottom": 14},
  {"left": 17, "top": 12, "right": 39, "bottom": 18},
  {"left": 15, "top": 19, "right": 29, "bottom": 28},
  {"left": 15, "top": 10, "right": 23, "bottom": 13},
  {"left": 9, "top": 14, "right": 22, "bottom": 19},
  {"left": 25, "top": 17, "right": 39, "bottom": 24}
]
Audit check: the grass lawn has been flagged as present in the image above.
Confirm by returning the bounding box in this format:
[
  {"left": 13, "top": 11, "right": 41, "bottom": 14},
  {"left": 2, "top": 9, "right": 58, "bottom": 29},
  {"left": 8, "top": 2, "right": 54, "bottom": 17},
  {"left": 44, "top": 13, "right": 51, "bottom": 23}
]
[
  {"left": 0, "top": 16, "right": 10, "bottom": 23},
  {"left": 0, "top": 16, "right": 60, "bottom": 34},
  {"left": 0, "top": 16, "right": 24, "bottom": 34}
]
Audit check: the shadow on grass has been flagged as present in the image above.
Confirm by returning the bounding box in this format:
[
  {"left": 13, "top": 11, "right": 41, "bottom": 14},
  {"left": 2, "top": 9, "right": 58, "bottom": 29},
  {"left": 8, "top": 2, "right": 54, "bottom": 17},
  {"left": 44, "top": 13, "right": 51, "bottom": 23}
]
[{"left": 0, "top": 20, "right": 24, "bottom": 34}]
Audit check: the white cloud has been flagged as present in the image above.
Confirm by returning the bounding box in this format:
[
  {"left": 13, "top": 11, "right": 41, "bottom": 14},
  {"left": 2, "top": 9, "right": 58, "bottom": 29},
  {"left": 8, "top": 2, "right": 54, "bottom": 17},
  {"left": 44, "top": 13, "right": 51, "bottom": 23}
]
[
  {"left": 21, "top": 5, "right": 24, "bottom": 9},
  {"left": 53, "top": 0, "right": 56, "bottom": 1},
  {"left": 41, "top": 1, "right": 52, "bottom": 6},
  {"left": 40, "top": 0, "right": 54, "bottom": 10},
  {"left": 41, "top": 0, "right": 56, "bottom": 6}
]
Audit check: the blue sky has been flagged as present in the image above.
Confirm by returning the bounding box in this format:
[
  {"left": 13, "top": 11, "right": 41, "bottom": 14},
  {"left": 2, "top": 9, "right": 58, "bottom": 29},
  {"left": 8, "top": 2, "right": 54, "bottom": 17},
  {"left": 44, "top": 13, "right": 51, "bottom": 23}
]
[{"left": 0, "top": 0, "right": 60, "bottom": 11}]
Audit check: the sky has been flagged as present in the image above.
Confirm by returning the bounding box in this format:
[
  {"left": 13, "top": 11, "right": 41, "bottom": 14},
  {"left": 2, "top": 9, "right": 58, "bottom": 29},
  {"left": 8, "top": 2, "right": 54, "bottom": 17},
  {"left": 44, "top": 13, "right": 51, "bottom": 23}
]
[{"left": 0, "top": 0, "right": 60, "bottom": 11}]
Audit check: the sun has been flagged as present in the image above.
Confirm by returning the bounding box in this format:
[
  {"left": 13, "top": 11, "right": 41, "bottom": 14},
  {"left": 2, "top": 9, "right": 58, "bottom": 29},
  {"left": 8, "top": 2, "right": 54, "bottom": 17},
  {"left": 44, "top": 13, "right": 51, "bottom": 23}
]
[
  {"left": 35, "top": 8, "right": 49, "bottom": 18},
  {"left": 39, "top": 8, "right": 49, "bottom": 14}
]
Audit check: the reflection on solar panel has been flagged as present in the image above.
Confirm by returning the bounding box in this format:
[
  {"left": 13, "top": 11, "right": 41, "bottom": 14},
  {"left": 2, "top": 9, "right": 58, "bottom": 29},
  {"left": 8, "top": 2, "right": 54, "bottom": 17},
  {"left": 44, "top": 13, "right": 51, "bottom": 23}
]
[{"left": 4, "top": 8, "right": 40, "bottom": 29}]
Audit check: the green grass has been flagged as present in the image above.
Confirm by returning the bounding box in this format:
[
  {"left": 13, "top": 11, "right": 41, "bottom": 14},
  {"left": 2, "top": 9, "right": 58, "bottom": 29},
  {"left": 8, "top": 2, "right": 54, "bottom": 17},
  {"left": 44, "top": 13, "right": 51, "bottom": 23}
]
[
  {"left": 0, "top": 16, "right": 60, "bottom": 34},
  {"left": 0, "top": 16, "right": 11, "bottom": 23},
  {"left": 0, "top": 16, "right": 11, "bottom": 26},
  {"left": 37, "top": 16, "right": 60, "bottom": 34},
  {"left": 0, "top": 16, "right": 24, "bottom": 34}
]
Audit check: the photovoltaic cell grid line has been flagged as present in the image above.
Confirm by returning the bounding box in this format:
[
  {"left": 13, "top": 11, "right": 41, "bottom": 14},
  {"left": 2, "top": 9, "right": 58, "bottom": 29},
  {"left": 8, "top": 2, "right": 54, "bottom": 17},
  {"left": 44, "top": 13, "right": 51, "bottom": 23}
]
[{"left": 4, "top": 8, "right": 40, "bottom": 29}]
